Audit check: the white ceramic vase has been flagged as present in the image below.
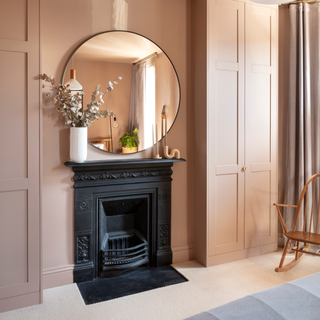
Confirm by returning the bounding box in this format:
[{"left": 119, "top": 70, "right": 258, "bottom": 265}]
[{"left": 70, "top": 127, "right": 87, "bottom": 163}]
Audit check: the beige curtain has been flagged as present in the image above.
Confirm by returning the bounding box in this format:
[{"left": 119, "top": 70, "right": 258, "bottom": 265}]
[
  {"left": 284, "top": 3, "right": 320, "bottom": 233},
  {"left": 129, "top": 62, "right": 146, "bottom": 150}
]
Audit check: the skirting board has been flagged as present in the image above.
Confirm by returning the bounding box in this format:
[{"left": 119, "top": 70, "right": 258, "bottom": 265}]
[
  {"left": 43, "top": 265, "right": 74, "bottom": 289},
  {"left": 0, "top": 291, "right": 41, "bottom": 313},
  {"left": 42, "top": 245, "right": 195, "bottom": 289},
  {"left": 172, "top": 244, "right": 195, "bottom": 264},
  {"left": 207, "top": 242, "right": 278, "bottom": 267}
]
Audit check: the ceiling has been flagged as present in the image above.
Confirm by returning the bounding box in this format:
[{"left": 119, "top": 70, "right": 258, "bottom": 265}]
[{"left": 74, "top": 32, "right": 162, "bottom": 64}]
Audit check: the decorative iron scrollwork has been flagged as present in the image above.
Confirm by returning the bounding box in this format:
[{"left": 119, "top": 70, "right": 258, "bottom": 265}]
[
  {"left": 76, "top": 174, "right": 96, "bottom": 181},
  {"left": 75, "top": 169, "right": 173, "bottom": 182},
  {"left": 161, "top": 193, "right": 169, "bottom": 201},
  {"left": 78, "top": 235, "right": 90, "bottom": 262},
  {"left": 158, "top": 169, "right": 173, "bottom": 176},
  {"left": 159, "top": 225, "right": 170, "bottom": 248},
  {"left": 119, "top": 171, "right": 137, "bottom": 178},
  {"left": 140, "top": 171, "right": 156, "bottom": 177},
  {"left": 99, "top": 172, "right": 118, "bottom": 180},
  {"left": 75, "top": 199, "right": 92, "bottom": 210}
]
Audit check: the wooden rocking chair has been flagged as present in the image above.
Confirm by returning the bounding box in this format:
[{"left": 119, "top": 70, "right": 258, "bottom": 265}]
[{"left": 274, "top": 173, "right": 320, "bottom": 272}]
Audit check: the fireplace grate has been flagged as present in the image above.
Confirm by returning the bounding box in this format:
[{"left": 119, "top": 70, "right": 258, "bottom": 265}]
[{"left": 100, "top": 232, "right": 148, "bottom": 271}]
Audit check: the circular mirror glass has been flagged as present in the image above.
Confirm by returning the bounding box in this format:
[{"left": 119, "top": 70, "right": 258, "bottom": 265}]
[{"left": 62, "top": 31, "right": 180, "bottom": 154}]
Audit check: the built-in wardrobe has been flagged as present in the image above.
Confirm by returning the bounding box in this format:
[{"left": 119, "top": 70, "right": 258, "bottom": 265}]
[
  {"left": 193, "top": 0, "right": 278, "bottom": 266},
  {"left": 0, "top": 0, "right": 42, "bottom": 312}
]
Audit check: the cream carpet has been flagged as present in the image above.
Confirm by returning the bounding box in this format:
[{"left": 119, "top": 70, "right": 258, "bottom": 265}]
[{"left": 2, "top": 250, "right": 320, "bottom": 320}]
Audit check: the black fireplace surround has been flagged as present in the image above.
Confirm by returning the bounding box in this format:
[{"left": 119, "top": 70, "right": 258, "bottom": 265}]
[{"left": 65, "top": 158, "right": 185, "bottom": 283}]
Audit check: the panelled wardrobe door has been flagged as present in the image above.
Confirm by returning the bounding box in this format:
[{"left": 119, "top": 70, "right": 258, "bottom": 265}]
[
  {"left": 244, "top": 4, "right": 278, "bottom": 248},
  {"left": 0, "top": 0, "right": 41, "bottom": 313},
  {"left": 193, "top": 0, "right": 278, "bottom": 266},
  {"left": 208, "top": 0, "right": 245, "bottom": 256}
]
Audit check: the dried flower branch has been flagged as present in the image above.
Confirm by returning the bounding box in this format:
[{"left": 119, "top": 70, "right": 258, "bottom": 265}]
[{"left": 41, "top": 74, "right": 122, "bottom": 127}]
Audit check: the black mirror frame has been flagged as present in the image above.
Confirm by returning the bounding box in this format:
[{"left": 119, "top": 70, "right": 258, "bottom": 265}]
[{"left": 62, "top": 30, "right": 181, "bottom": 155}]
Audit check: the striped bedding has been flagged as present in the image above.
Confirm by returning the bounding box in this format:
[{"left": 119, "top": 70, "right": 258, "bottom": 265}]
[{"left": 185, "top": 273, "right": 320, "bottom": 320}]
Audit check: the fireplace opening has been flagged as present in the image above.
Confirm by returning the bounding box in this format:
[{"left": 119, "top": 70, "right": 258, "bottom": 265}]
[{"left": 98, "top": 196, "right": 150, "bottom": 276}]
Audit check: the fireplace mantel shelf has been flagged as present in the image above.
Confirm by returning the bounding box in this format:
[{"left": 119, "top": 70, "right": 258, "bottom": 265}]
[
  {"left": 65, "top": 158, "right": 185, "bottom": 189},
  {"left": 65, "top": 158, "right": 186, "bottom": 168}
]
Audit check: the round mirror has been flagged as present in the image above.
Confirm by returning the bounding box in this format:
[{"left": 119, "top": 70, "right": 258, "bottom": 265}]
[{"left": 62, "top": 31, "right": 180, "bottom": 154}]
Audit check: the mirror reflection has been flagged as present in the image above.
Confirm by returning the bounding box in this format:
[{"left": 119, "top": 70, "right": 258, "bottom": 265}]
[{"left": 62, "top": 31, "right": 180, "bottom": 154}]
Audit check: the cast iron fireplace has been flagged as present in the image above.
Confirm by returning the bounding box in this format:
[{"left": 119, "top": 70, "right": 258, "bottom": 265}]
[
  {"left": 99, "top": 196, "right": 149, "bottom": 274},
  {"left": 65, "top": 158, "right": 184, "bottom": 283}
]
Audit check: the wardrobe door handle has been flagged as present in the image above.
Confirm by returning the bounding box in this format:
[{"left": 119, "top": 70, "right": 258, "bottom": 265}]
[{"left": 243, "top": 166, "right": 248, "bottom": 171}]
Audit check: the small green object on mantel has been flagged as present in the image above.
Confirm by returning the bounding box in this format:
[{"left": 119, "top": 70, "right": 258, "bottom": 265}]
[{"left": 119, "top": 128, "right": 140, "bottom": 150}]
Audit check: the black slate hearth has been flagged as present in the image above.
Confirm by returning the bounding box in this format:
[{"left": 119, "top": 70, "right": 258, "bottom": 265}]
[
  {"left": 77, "top": 266, "right": 188, "bottom": 305},
  {"left": 65, "top": 158, "right": 185, "bottom": 283}
]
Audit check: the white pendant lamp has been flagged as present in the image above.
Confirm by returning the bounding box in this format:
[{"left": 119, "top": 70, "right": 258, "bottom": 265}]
[
  {"left": 65, "top": 69, "right": 82, "bottom": 91},
  {"left": 249, "top": 0, "right": 290, "bottom": 4}
]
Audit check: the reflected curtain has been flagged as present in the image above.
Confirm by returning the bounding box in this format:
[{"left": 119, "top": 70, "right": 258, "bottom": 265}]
[
  {"left": 129, "top": 62, "right": 147, "bottom": 150},
  {"left": 284, "top": 3, "right": 320, "bottom": 233}
]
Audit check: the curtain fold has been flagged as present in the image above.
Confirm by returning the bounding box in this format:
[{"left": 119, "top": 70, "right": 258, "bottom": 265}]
[
  {"left": 284, "top": 3, "right": 320, "bottom": 233},
  {"left": 129, "top": 62, "right": 147, "bottom": 150}
]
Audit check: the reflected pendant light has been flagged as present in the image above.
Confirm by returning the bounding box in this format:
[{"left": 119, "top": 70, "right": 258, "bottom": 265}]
[
  {"left": 65, "top": 69, "right": 82, "bottom": 91},
  {"left": 249, "top": 0, "right": 290, "bottom": 3},
  {"left": 65, "top": 69, "right": 83, "bottom": 110}
]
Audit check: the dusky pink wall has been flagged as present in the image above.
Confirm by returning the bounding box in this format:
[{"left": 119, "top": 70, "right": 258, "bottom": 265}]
[{"left": 42, "top": 0, "right": 194, "bottom": 287}]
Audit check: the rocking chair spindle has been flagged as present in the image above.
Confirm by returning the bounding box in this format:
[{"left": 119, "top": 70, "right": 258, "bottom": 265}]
[{"left": 274, "top": 173, "right": 320, "bottom": 272}]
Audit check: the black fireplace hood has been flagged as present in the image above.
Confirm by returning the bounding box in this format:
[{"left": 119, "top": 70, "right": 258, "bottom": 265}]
[{"left": 65, "top": 158, "right": 185, "bottom": 283}]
